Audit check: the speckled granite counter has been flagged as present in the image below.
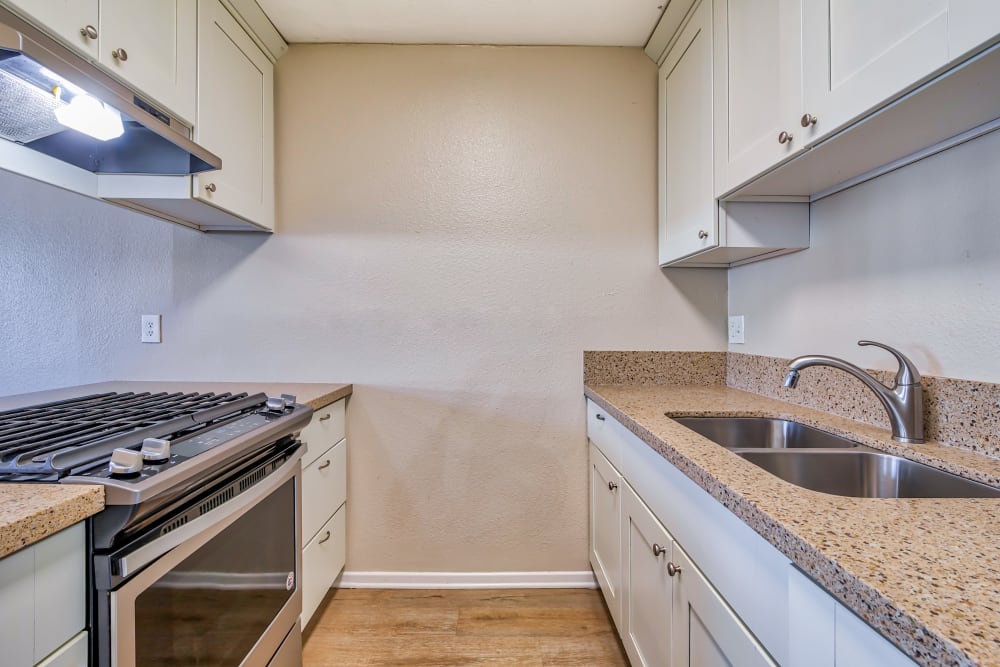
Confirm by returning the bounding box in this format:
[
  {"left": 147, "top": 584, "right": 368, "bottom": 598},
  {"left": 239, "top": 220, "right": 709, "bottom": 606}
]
[
  {"left": 585, "top": 383, "right": 1000, "bottom": 667},
  {"left": 0, "top": 381, "right": 353, "bottom": 412},
  {"left": 0, "top": 381, "right": 352, "bottom": 559},
  {"left": 0, "top": 484, "right": 103, "bottom": 558}
]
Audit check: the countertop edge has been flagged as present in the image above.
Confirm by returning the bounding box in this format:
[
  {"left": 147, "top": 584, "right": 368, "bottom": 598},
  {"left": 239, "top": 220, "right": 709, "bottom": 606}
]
[
  {"left": 584, "top": 384, "right": 976, "bottom": 667},
  {"left": 0, "top": 485, "right": 104, "bottom": 559}
]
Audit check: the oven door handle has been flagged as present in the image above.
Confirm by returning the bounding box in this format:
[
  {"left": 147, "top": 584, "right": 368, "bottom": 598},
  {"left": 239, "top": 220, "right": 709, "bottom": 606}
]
[{"left": 115, "top": 448, "right": 302, "bottom": 578}]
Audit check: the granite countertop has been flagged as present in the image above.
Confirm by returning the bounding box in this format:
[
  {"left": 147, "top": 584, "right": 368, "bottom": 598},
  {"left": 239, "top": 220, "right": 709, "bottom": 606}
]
[
  {"left": 0, "top": 484, "right": 104, "bottom": 559},
  {"left": 0, "top": 381, "right": 353, "bottom": 559},
  {"left": 585, "top": 383, "right": 1000, "bottom": 667}
]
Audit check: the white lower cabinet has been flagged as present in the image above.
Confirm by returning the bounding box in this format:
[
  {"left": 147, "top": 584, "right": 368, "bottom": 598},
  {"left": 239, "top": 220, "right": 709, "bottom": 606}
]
[
  {"left": 621, "top": 481, "right": 673, "bottom": 666},
  {"left": 587, "top": 399, "right": 917, "bottom": 667},
  {"left": 589, "top": 443, "right": 622, "bottom": 630},
  {"left": 0, "top": 523, "right": 86, "bottom": 667},
  {"left": 299, "top": 397, "right": 348, "bottom": 627}
]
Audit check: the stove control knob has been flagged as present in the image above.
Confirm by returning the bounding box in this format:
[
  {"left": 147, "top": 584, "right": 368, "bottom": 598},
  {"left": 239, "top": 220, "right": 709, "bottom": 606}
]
[
  {"left": 281, "top": 393, "right": 297, "bottom": 407},
  {"left": 266, "top": 396, "right": 288, "bottom": 412},
  {"left": 109, "top": 448, "right": 143, "bottom": 476},
  {"left": 141, "top": 438, "right": 171, "bottom": 463}
]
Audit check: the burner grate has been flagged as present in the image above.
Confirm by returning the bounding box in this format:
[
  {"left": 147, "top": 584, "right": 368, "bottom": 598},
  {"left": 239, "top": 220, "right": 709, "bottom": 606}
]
[{"left": 0, "top": 391, "right": 266, "bottom": 479}]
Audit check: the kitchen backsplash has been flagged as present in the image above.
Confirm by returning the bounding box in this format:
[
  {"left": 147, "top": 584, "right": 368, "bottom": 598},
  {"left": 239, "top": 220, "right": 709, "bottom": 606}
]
[
  {"left": 583, "top": 351, "right": 726, "bottom": 386},
  {"left": 585, "top": 351, "right": 1000, "bottom": 457}
]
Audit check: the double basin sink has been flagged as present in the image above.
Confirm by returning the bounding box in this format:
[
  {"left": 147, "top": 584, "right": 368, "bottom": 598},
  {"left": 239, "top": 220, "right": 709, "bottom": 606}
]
[{"left": 673, "top": 417, "right": 1000, "bottom": 499}]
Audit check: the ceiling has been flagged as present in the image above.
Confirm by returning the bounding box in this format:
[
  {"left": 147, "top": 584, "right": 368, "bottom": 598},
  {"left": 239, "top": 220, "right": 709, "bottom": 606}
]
[{"left": 256, "top": 0, "right": 667, "bottom": 47}]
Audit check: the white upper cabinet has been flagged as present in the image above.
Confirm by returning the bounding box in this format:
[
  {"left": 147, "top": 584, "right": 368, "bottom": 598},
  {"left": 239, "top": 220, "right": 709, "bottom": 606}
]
[
  {"left": 3, "top": 0, "right": 99, "bottom": 59},
  {"left": 801, "top": 0, "right": 949, "bottom": 142},
  {"left": 193, "top": 0, "right": 275, "bottom": 229},
  {"left": 98, "top": 0, "right": 197, "bottom": 124},
  {"left": 713, "top": 0, "right": 802, "bottom": 196},
  {"left": 659, "top": 0, "right": 717, "bottom": 264},
  {"left": 949, "top": 0, "right": 1000, "bottom": 60}
]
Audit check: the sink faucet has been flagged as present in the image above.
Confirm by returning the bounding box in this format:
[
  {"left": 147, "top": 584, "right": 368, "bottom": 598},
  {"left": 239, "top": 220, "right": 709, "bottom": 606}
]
[{"left": 783, "top": 340, "right": 924, "bottom": 444}]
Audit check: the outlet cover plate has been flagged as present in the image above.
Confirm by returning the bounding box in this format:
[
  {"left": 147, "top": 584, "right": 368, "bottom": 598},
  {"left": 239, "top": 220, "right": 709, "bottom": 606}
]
[
  {"left": 141, "top": 314, "right": 161, "bottom": 343},
  {"left": 728, "top": 315, "right": 745, "bottom": 344}
]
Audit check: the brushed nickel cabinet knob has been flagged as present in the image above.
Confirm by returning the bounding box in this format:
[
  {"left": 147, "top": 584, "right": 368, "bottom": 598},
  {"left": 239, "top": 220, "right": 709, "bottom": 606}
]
[
  {"left": 112, "top": 47, "right": 128, "bottom": 61},
  {"left": 800, "top": 113, "right": 818, "bottom": 127},
  {"left": 80, "top": 25, "right": 98, "bottom": 39},
  {"left": 778, "top": 130, "right": 793, "bottom": 144},
  {"left": 667, "top": 562, "right": 682, "bottom": 577},
  {"left": 652, "top": 543, "right": 667, "bottom": 557},
  {"left": 205, "top": 183, "right": 217, "bottom": 193},
  {"left": 698, "top": 230, "right": 709, "bottom": 239},
  {"left": 608, "top": 481, "right": 618, "bottom": 492}
]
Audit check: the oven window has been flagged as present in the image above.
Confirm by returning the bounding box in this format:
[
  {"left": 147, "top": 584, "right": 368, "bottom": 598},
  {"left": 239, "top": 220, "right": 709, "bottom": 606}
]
[{"left": 133, "top": 478, "right": 296, "bottom": 666}]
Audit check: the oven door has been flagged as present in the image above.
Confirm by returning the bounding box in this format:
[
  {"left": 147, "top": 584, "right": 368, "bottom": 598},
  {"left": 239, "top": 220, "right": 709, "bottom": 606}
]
[{"left": 107, "top": 451, "right": 301, "bottom": 667}]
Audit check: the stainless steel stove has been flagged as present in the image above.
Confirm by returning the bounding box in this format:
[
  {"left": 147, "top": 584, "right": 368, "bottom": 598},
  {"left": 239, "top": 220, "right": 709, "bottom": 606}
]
[{"left": 0, "top": 390, "right": 312, "bottom": 667}]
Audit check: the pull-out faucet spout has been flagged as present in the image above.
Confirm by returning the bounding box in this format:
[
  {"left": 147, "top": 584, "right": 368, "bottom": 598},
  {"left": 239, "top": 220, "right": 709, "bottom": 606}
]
[{"left": 785, "top": 340, "right": 924, "bottom": 444}]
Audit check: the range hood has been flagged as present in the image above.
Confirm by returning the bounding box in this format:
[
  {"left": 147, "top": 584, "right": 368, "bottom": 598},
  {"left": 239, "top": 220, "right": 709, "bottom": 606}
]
[{"left": 0, "top": 8, "right": 220, "bottom": 175}]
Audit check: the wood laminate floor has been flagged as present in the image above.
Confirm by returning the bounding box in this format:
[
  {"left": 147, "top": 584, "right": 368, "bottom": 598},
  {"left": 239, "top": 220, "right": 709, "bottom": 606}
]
[{"left": 302, "top": 588, "right": 629, "bottom": 666}]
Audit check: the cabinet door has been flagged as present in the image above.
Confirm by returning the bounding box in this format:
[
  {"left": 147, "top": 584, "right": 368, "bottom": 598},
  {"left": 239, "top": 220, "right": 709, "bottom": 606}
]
[
  {"left": 802, "top": 0, "right": 949, "bottom": 140},
  {"left": 589, "top": 443, "right": 622, "bottom": 629},
  {"left": 659, "top": 0, "right": 717, "bottom": 265},
  {"left": 621, "top": 482, "right": 674, "bottom": 667},
  {"left": 3, "top": 0, "right": 99, "bottom": 59},
  {"left": 672, "top": 546, "right": 776, "bottom": 667},
  {"left": 98, "top": 0, "right": 196, "bottom": 123},
  {"left": 713, "top": 0, "right": 802, "bottom": 195},
  {"left": 193, "top": 0, "right": 275, "bottom": 230},
  {"left": 949, "top": 1, "right": 1000, "bottom": 60}
]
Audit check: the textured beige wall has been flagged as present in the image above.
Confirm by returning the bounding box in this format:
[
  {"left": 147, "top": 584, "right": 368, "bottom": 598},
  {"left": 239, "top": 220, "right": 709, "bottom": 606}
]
[
  {"left": 274, "top": 44, "right": 727, "bottom": 571},
  {"left": 728, "top": 129, "right": 1000, "bottom": 384}
]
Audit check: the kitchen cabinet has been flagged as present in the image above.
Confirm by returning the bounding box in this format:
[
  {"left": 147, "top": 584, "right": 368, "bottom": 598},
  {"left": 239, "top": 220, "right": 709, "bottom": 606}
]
[
  {"left": 657, "top": 0, "right": 717, "bottom": 264},
  {"left": 713, "top": 0, "right": 803, "bottom": 195},
  {"left": 0, "top": 523, "right": 86, "bottom": 667},
  {"left": 620, "top": 480, "right": 672, "bottom": 666},
  {"left": 589, "top": 442, "right": 622, "bottom": 630},
  {"left": 100, "top": 0, "right": 277, "bottom": 231},
  {"left": 2, "top": 0, "right": 197, "bottom": 123},
  {"left": 586, "top": 399, "right": 918, "bottom": 667},
  {"left": 672, "top": 546, "right": 775, "bottom": 667},
  {"left": 801, "top": 0, "right": 949, "bottom": 144},
  {"left": 300, "top": 397, "right": 348, "bottom": 626},
  {"left": 192, "top": 0, "right": 275, "bottom": 228},
  {"left": 1, "top": 0, "right": 99, "bottom": 59},
  {"left": 98, "top": 0, "right": 197, "bottom": 124},
  {"left": 654, "top": 0, "right": 809, "bottom": 267}
]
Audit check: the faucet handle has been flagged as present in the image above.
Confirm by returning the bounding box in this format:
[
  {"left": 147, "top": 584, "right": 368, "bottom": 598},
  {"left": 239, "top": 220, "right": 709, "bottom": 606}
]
[{"left": 857, "top": 340, "right": 921, "bottom": 386}]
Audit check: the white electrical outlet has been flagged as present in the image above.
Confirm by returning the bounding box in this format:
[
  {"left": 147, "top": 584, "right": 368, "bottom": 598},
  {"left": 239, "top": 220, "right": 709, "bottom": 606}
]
[
  {"left": 141, "top": 314, "right": 162, "bottom": 343},
  {"left": 728, "top": 315, "right": 745, "bottom": 344}
]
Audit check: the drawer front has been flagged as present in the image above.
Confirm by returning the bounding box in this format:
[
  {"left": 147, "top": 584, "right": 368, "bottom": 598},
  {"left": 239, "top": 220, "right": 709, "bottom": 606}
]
[
  {"left": 34, "top": 523, "right": 85, "bottom": 663},
  {"left": 587, "top": 399, "right": 629, "bottom": 471},
  {"left": 300, "top": 399, "right": 346, "bottom": 469},
  {"left": 302, "top": 439, "right": 347, "bottom": 543},
  {"left": 301, "top": 506, "right": 346, "bottom": 626}
]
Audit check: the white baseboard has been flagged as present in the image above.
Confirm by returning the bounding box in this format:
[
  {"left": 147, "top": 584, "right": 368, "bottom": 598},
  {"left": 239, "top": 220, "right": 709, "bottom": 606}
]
[{"left": 336, "top": 570, "right": 598, "bottom": 590}]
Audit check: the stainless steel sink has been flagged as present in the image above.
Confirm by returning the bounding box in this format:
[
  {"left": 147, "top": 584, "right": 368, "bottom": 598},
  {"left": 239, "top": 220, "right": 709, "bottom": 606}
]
[
  {"left": 737, "top": 450, "right": 1000, "bottom": 498},
  {"left": 673, "top": 417, "right": 861, "bottom": 449},
  {"left": 673, "top": 416, "right": 1000, "bottom": 498}
]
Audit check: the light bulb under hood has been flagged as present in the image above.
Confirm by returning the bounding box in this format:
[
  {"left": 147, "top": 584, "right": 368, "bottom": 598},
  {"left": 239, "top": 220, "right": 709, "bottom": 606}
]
[{"left": 53, "top": 93, "right": 124, "bottom": 141}]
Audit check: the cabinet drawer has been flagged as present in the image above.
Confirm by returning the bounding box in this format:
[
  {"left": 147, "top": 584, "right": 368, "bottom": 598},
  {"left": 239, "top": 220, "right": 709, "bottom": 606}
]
[
  {"left": 587, "top": 399, "right": 629, "bottom": 471},
  {"left": 33, "top": 523, "right": 86, "bottom": 662},
  {"left": 302, "top": 439, "right": 347, "bottom": 543},
  {"left": 301, "top": 399, "right": 346, "bottom": 469},
  {"left": 302, "top": 505, "right": 346, "bottom": 626}
]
